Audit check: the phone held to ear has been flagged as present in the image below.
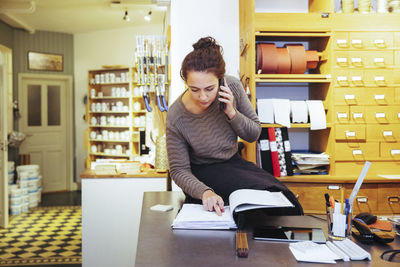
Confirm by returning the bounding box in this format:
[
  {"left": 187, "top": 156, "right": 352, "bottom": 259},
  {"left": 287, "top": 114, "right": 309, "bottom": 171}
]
[
  {"left": 352, "top": 218, "right": 394, "bottom": 244},
  {"left": 219, "top": 78, "right": 226, "bottom": 111}
]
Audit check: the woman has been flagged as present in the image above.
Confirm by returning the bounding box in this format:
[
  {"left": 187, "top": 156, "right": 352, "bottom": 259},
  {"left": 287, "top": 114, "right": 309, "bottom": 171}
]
[{"left": 166, "top": 36, "right": 302, "bottom": 216}]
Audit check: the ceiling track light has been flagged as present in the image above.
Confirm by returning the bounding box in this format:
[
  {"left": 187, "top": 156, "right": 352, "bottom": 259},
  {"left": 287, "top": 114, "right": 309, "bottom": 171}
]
[
  {"left": 144, "top": 10, "right": 152, "bottom": 21},
  {"left": 123, "top": 8, "right": 130, "bottom": 22}
]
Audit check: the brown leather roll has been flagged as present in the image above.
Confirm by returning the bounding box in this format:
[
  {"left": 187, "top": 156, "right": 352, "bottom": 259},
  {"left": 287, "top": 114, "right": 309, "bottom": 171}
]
[
  {"left": 286, "top": 44, "right": 307, "bottom": 74},
  {"left": 276, "top": 47, "right": 291, "bottom": 74},
  {"left": 306, "top": 50, "right": 319, "bottom": 69},
  {"left": 260, "top": 43, "right": 278, "bottom": 74}
]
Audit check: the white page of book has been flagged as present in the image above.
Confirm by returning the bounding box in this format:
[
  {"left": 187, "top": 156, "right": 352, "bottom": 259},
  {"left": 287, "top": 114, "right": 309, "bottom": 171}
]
[{"left": 229, "top": 189, "right": 294, "bottom": 216}]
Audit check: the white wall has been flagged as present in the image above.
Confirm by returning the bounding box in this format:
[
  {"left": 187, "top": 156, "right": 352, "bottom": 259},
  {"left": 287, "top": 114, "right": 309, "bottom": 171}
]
[
  {"left": 74, "top": 25, "right": 163, "bottom": 180},
  {"left": 169, "top": 0, "right": 239, "bottom": 103}
]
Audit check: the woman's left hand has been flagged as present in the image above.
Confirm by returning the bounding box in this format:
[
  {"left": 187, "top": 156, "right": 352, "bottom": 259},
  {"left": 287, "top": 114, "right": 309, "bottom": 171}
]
[{"left": 219, "top": 78, "right": 236, "bottom": 120}]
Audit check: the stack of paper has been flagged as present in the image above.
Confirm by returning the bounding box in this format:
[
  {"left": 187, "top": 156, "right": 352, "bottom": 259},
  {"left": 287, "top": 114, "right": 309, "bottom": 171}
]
[
  {"left": 117, "top": 161, "right": 141, "bottom": 174},
  {"left": 289, "top": 241, "right": 339, "bottom": 264},
  {"left": 291, "top": 152, "right": 329, "bottom": 175},
  {"left": 172, "top": 204, "right": 237, "bottom": 230},
  {"left": 94, "top": 164, "right": 117, "bottom": 175}
]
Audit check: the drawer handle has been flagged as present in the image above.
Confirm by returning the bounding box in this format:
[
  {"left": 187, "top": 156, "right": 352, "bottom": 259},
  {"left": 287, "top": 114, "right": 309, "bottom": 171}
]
[
  {"left": 391, "top": 150, "right": 400, "bottom": 155},
  {"left": 353, "top": 113, "right": 363, "bottom": 119},
  {"left": 374, "top": 39, "right": 386, "bottom": 47},
  {"left": 383, "top": 131, "right": 393, "bottom": 137},
  {"left": 346, "top": 131, "right": 356, "bottom": 137},
  {"left": 388, "top": 196, "right": 400, "bottom": 204},
  {"left": 352, "top": 149, "right": 363, "bottom": 155},
  {"left": 356, "top": 196, "right": 368, "bottom": 203}
]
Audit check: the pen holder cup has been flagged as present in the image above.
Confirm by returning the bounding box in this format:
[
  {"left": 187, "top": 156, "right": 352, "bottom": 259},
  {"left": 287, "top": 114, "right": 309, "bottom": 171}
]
[{"left": 327, "top": 211, "right": 352, "bottom": 240}]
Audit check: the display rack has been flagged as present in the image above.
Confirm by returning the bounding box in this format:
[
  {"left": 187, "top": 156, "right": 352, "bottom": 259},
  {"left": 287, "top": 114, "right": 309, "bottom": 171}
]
[{"left": 239, "top": 0, "right": 400, "bottom": 214}]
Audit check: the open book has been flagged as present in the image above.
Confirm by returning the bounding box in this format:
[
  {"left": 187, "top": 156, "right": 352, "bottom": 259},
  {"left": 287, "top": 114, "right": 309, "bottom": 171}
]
[{"left": 172, "top": 189, "right": 294, "bottom": 229}]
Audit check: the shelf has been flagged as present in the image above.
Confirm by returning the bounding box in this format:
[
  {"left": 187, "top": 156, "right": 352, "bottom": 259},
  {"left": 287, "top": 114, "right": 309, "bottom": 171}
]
[
  {"left": 90, "top": 111, "right": 130, "bottom": 114},
  {"left": 133, "top": 110, "right": 147, "bottom": 113},
  {"left": 256, "top": 32, "right": 331, "bottom": 37},
  {"left": 261, "top": 123, "right": 332, "bottom": 128},
  {"left": 90, "top": 96, "right": 130, "bottom": 100},
  {"left": 90, "top": 153, "right": 130, "bottom": 158},
  {"left": 90, "top": 82, "right": 130, "bottom": 86},
  {"left": 255, "top": 74, "right": 331, "bottom": 83},
  {"left": 90, "top": 139, "right": 130, "bottom": 143},
  {"left": 89, "top": 125, "right": 130, "bottom": 128}
]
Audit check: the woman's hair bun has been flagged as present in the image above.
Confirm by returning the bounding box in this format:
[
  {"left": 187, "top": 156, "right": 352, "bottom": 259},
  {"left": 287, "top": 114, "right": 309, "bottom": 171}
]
[{"left": 192, "top": 36, "right": 219, "bottom": 50}]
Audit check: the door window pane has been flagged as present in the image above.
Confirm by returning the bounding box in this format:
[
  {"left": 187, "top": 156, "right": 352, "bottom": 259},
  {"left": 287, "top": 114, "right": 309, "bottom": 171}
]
[
  {"left": 28, "top": 85, "right": 41, "bottom": 126},
  {"left": 47, "top": 85, "right": 60, "bottom": 126}
]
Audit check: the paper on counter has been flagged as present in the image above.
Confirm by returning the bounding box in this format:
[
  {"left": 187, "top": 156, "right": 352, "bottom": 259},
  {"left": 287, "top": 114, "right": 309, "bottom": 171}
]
[
  {"left": 306, "top": 100, "right": 326, "bottom": 130},
  {"left": 290, "top": 101, "right": 308, "bottom": 123},
  {"left": 257, "top": 99, "right": 274, "bottom": 123},
  {"left": 289, "top": 241, "right": 338, "bottom": 264},
  {"left": 378, "top": 174, "right": 400, "bottom": 179},
  {"left": 273, "top": 99, "right": 291, "bottom": 128}
]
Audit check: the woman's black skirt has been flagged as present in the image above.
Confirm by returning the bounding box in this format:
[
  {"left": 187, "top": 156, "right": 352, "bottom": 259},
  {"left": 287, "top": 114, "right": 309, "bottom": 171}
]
[{"left": 186, "top": 153, "right": 303, "bottom": 216}]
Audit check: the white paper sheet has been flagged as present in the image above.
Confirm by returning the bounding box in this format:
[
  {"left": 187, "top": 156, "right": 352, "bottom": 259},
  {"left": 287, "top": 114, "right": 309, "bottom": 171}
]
[
  {"left": 273, "top": 99, "right": 291, "bottom": 128},
  {"left": 257, "top": 98, "right": 274, "bottom": 123},
  {"left": 306, "top": 100, "right": 327, "bottom": 130},
  {"left": 290, "top": 100, "right": 308, "bottom": 123},
  {"left": 378, "top": 174, "right": 400, "bottom": 179},
  {"left": 289, "top": 241, "right": 338, "bottom": 264}
]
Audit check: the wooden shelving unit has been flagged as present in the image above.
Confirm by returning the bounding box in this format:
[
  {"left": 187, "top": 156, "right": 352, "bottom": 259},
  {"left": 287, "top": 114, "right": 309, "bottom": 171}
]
[{"left": 239, "top": 0, "right": 400, "bottom": 214}]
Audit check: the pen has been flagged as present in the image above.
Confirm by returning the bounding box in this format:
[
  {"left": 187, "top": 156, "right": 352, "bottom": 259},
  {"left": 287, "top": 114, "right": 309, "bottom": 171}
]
[
  {"left": 325, "top": 193, "right": 333, "bottom": 233},
  {"left": 344, "top": 198, "right": 351, "bottom": 236},
  {"left": 329, "top": 196, "right": 335, "bottom": 213}
]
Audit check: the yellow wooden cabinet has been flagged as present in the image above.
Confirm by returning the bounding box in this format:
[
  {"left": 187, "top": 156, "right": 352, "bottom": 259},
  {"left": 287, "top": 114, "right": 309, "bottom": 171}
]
[{"left": 239, "top": 0, "right": 400, "bottom": 214}]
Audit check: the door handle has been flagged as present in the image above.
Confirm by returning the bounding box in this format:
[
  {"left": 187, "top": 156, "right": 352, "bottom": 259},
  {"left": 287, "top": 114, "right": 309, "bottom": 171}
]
[{"left": 0, "top": 141, "right": 7, "bottom": 152}]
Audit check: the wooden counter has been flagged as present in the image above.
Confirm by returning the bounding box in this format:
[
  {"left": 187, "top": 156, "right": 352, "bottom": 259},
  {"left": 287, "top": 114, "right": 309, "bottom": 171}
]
[{"left": 80, "top": 168, "right": 168, "bottom": 179}]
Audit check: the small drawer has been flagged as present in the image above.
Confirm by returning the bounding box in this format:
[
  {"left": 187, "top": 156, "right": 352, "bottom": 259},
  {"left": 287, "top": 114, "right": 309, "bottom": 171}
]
[
  {"left": 350, "top": 106, "right": 366, "bottom": 124},
  {"left": 364, "top": 106, "right": 393, "bottom": 124},
  {"left": 334, "top": 106, "right": 350, "bottom": 123},
  {"left": 378, "top": 184, "right": 400, "bottom": 214},
  {"left": 366, "top": 88, "right": 395, "bottom": 105},
  {"left": 395, "top": 32, "right": 400, "bottom": 49},
  {"left": 347, "top": 51, "right": 394, "bottom": 68},
  {"left": 380, "top": 142, "right": 400, "bottom": 159},
  {"left": 335, "top": 72, "right": 350, "bottom": 87},
  {"left": 335, "top": 125, "right": 366, "bottom": 141},
  {"left": 367, "top": 125, "right": 400, "bottom": 142},
  {"left": 334, "top": 88, "right": 361, "bottom": 105},
  {"left": 364, "top": 69, "right": 394, "bottom": 87},
  {"left": 345, "top": 184, "right": 378, "bottom": 214},
  {"left": 335, "top": 142, "right": 379, "bottom": 161},
  {"left": 349, "top": 32, "right": 393, "bottom": 49},
  {"left": 334, "top": 32, "right": 349, "bottom": 49},
  {"left": 396, "top": 88, "right": 400, "bottom": 103},
  {"left": 334, "top": 52, "right": 349, "bottom": 67},
  {"left": 395, "top": 51, "right": 400, "bottom": 65},
  {"left": 349, "top": 70, "right": 365, "bottom": 87}
]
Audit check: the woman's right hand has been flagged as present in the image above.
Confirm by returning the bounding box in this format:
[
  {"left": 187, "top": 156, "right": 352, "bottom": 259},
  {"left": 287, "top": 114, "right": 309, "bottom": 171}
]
[{"left": 202, "top": 190, "right": 224, "bottom": 216}]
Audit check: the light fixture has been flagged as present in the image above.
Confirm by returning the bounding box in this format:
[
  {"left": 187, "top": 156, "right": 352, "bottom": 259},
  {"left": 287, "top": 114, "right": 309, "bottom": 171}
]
[
  {"left": 123, "top": 8, "right": 130, "bottom": 22},
  {"left": 144, "top": 10, "right": 152, "bottom": 21}
]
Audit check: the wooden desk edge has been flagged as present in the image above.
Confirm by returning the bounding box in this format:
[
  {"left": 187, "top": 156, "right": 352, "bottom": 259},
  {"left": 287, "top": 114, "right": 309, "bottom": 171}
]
[{"left": 80, "top": 169, "right": 169, "bottom": 179}]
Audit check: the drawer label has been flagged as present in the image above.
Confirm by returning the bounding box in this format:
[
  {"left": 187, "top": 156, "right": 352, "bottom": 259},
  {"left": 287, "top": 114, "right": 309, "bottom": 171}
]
[
  {"left": 374, "top": 94, "right": 385, "bottom": 100},
  {"left": 374, "top": 58, "right": 385, "bottom": 63},
  {"left": 375, "top": 76, "right": 385, "bottom": 81},
  {"left": 391, "top": 150, "right": 400, "bottom": 155},
  {"left": 383, "top": 131, "right": 393, "bottom": 136},
  {"left": 351, "top": 76, "right": 362, "bottom": 81},
  {"left": 352, "top": 39, "right": 362, "bottom": 44},
  {"left": 337, "top": 57, "right": 348, "bottom": 63},
  {"left": 337, "top": 113, "right": 348, "bottom": 118},
  {"left": 327, "top": 185, "right": 340, "bottom": 190},
  {"left": 353, "top": 113, "right": 363, "bottom": 118},
  {"left": 352, "top": 149, "right": 363, "bottom": 155},
  {"left": 346, "top": 131, "right": 356, "bottom": 137},
  {"left": 351, "top": 58, "right": 362, "bottom": 63},
  {"left": 337, "top": 76, "right": 348, "bottom": 81},
  {"left": 375, "top": 113, "right": 386, "bottom": 118},
  {"left": 337, "top": 39, "right": 347, "bottom": 44},
  {"left": 345, "top": 94, "right": 355, "bottom": 100},
  {"left": 374, "top": 39, "right": 385, "bottom": 44}
]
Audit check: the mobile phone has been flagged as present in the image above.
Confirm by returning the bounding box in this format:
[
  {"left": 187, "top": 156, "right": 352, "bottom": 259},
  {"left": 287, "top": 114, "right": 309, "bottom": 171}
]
[
  {"left": 218, "top": 78, "right": 226, "bottom": 111},
  {"left": 253, "top": 226, "right": 326, "bottom": 244}
]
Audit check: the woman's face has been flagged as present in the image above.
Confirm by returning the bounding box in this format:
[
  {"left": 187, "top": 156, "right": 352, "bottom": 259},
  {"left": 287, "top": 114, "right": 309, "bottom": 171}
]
[{"left": 186, "top": 71, "right": 219, "bottom": 111}]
